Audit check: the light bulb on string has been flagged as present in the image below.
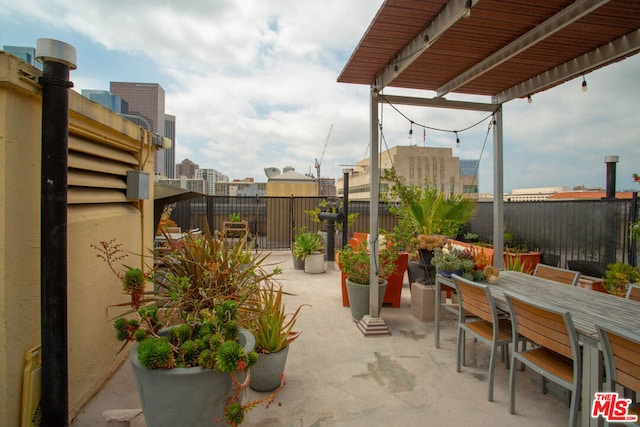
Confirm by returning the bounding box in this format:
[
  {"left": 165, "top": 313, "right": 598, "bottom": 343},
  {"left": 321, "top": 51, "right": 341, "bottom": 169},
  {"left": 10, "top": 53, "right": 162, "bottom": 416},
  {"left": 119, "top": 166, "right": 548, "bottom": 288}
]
[
  {"left": 408, "top": 122, "right": 414, "bottom": 146},
  {"left": 581, "top": 75, "right": 588, "bottom": 92},
  {"left": 527, "top": 94, "right": 532, "bottom": 104},
  {"left": 455, "top": 131, "right": 460, "bottom": 148}
]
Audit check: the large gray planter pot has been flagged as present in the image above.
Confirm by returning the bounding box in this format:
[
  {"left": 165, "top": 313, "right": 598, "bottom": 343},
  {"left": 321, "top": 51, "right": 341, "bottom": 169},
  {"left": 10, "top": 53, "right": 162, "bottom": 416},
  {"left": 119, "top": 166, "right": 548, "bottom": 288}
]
[
  {"left": 304, "top": 252, "right": 325, "bottom": 274},
  {"left": 130, "top": 327, "right": 255, "bottom": 427},
  {"left": 249, "top": 346, "right": 289, "bottom": 392},
  {"left": 292, "top": 252, "right": 304, "bottom": 270},
  {"left": 345, "top": 278, "right": 387, "bottom": 322}
]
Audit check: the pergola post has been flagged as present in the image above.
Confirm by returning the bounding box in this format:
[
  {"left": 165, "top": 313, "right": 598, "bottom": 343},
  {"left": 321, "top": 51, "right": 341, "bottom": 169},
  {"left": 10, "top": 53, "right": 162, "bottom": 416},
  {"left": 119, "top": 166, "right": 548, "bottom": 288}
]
[
  {"left": 492, "top": 106, "right": 504, "bottom": 268},
  {"left": 357, "top": 88, "right": 391, "bottom": 336}
]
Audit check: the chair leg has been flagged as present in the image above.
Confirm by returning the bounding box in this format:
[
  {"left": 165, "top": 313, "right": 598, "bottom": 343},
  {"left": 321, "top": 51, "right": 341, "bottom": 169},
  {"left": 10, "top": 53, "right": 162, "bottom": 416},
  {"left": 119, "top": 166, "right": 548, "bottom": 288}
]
[
  {"left": 509, "top": 356, "right": 517, "bottom": 414},
  {"left": 457, "top": 327, "right": 464, "bottom": 373},
  {"left": 568, "top": 382, "right": 580, "bottom": 427},
  {"left": 488, "top": 341, "right": 497, "bottom": 401}
]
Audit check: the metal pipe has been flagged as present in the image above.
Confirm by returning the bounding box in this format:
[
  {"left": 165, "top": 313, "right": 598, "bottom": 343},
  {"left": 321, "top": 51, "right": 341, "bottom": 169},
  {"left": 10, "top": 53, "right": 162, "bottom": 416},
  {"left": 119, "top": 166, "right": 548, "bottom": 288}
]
[
  {"left": 36, "top": 38, "right": 76, "bottom": 427},
  {"left": 342, "top": 169, "right": 351, "bottom": 248},
  {"left": 604, "top": 155, "right": 618, "bottom": 199}
]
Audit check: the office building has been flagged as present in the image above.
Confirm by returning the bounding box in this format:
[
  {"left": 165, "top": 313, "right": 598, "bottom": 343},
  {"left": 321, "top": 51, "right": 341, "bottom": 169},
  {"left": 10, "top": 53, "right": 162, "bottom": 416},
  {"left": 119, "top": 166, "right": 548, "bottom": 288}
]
[
  {"left": 110, "top": 82, "right": 175, "bottom": 177},
  {"left": 81, "top": 90, "right": 128, "bottom": 114},
  {"left": 337, "top": 146, "right": 478, "bottom": 201},
  {"left": 2, "top": 45, "right": 41, "bottom": 70},
  {"left": 195, "top": 168, "right": 229, "bottom": 195},
  {"left": 176, "top": 159, "right": 199, "bottom": 179}
]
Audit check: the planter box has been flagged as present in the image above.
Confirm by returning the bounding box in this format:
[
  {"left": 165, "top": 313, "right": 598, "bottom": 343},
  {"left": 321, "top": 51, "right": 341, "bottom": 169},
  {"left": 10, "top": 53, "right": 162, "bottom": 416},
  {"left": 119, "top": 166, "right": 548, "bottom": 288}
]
[
  {"left": 337, "top": 252, "right": 408, "bottom": 308},
  {"left": 410, "top": 282, "right": 435, "bottom": 322},
  {"left": 448, "top": 239, "right": 541, "bottom": 272}
]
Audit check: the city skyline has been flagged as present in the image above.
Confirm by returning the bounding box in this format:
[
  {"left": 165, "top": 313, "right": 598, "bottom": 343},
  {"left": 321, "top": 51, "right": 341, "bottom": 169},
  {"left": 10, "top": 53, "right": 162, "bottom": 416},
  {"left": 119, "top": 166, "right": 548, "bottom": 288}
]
[{"left": 2, "top": 1, "right": 639, "bottom": 193}]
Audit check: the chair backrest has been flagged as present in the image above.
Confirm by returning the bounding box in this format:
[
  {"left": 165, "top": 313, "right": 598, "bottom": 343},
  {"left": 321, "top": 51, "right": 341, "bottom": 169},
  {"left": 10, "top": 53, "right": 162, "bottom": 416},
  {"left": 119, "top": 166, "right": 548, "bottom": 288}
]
[
  {"left": 566, "top": 260, "right": 607, "bottom": 278},
  {"left": 505, "top": 291, "right": 579, "bottom": 361},
  {"left": 533, "top": 263, "right": 581, "bottom": 286},
  {"left": 540, "top": 253, "right": 561, "bottom": 268},
  {"left": 626, "top": 283, "right": 640, "bottom": 302},
  {"left": 451, "top": 274, "right": 497, "bottom": 324},
  {"left": 596, "top": 323, "right": 640, "bottom": 393}
]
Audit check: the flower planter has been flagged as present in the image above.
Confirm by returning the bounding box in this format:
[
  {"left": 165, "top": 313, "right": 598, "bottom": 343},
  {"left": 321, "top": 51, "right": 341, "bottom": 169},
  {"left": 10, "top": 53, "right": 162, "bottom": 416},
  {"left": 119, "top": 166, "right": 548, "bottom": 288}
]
[
  {"left": 345, "top": 277, "right": 387, "bottom": 322},
  {"left": 304, "top": 252, "right": 325, "bottom": 274},
  {"left": 249, "top": 346, "right": 289, "bottom": 392},
  {"left": 130, "top": 328, "right": 255, "bottom": 427},
  {"left": 292, "top": 252, "right": 304, "bottom": 270},
  {"left": 339, "top": 253, "right": 406, "bottom": 308}
]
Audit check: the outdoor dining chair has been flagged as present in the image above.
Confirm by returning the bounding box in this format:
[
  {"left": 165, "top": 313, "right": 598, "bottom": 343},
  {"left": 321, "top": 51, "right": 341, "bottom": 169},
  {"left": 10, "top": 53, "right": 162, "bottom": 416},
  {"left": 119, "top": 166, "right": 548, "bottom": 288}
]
[
  {"left": 504, "top": 292, "right": 581, "bottom": 427},
  {"left": 595, "top": 323, "right": 640, "bottom": 426},
  {"left": 533, "top": 264, "right": 581, "bottom": 286},
  {"left": 451, "top": 274, "right": 512, "bottom": 402},
  {"left": 626, "top": 283, "right": 640, "bottom": 303}
]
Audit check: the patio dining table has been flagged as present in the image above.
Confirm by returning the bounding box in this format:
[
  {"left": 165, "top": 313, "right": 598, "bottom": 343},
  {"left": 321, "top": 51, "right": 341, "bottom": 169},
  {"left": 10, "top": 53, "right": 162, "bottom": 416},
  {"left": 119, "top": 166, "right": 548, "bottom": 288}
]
[{"left": 435, "top": 270, "right": 640, "bottom": 427}]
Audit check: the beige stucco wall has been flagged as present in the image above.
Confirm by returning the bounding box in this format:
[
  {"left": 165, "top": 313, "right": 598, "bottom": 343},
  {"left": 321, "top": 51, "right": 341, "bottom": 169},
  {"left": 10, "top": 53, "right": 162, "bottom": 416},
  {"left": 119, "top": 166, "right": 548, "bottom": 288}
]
[
  {"left": 266, "top": 180, "right": 318, "bottom": 197},
  {"left": 0, "top": 52, "right": 154, "bottom": 425}
]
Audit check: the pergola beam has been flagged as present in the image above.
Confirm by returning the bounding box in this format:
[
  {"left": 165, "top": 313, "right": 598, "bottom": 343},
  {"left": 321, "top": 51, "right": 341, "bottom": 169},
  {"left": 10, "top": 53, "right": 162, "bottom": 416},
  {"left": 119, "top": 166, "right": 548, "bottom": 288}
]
[
  {"left": 378, "top": 93, "right": 497, "bottom": 112},
  {"left": 375, "top": 0, "right": 477, "bottom": 91},
  {"left": 437, "top": 0, "right": 610, "bottom": 97},
  {"left": 495, "top": 29, "right": 640, "bottom": 104}
]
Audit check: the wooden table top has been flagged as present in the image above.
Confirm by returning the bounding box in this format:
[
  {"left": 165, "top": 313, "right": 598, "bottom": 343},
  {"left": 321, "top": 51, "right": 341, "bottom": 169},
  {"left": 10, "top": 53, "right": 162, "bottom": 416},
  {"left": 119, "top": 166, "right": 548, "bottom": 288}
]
[{"left": 440, "top": 271, "right": 640, "bottom": 339}]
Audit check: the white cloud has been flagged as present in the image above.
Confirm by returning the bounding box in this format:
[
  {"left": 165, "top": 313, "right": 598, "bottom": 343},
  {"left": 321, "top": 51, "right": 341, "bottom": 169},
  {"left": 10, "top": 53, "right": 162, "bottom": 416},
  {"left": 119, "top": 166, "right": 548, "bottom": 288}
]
[{"left": 3, "top": 0, "right": 639, "bottom": 192}]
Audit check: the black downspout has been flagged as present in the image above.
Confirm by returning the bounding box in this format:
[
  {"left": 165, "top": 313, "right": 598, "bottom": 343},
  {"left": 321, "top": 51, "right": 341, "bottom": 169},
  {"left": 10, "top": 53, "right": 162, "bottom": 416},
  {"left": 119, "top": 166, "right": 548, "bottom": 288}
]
[
  {"left": 342, "top": 169, "right": 350, "bottom": 248},
  {"left": 603, "top": 156, "right": 618, "bottom": 265},
  {"left": 37, "top": 39, "right": 76, "bottom": 427}
]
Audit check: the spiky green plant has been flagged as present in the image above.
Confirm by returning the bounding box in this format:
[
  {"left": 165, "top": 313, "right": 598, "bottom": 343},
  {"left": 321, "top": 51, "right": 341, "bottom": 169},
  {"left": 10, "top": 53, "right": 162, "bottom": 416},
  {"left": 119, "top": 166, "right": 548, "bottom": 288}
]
[{"left": 137, "top": 337, "right": 175, "bottom": 369}]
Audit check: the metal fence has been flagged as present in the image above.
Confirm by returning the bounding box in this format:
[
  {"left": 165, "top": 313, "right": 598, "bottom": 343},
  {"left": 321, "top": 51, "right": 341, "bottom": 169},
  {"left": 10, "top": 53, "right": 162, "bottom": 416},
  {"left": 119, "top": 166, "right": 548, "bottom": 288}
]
[{"left": 169, "top": 195, "right": 639, "bottom": 267}]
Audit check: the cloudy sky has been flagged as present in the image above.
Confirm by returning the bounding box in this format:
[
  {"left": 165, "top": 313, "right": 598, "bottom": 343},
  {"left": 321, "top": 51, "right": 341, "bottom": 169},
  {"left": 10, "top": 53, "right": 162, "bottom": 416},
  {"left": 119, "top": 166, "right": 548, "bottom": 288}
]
[{"left": 2, "top": 0, "right": 639, "bottom": 194}]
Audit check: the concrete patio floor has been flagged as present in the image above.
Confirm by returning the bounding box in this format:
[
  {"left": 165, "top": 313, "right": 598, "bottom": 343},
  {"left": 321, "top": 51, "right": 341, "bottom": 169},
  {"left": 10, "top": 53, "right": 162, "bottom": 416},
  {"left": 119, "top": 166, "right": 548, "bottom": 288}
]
[{"left": 71, "top": 251, "right": 572, "bottom": 427}]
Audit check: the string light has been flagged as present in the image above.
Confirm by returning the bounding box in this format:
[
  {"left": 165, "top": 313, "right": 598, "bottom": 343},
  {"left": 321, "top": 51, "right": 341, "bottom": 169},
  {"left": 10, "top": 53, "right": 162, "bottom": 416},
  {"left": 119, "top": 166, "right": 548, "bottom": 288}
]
[
  {"left": 527, "top": 94, "right": 532, "bottom": 104},
  {"left": 581, "top": 75, "right": 588, "bottom": 92},
  {"left": 376, "top": 93, "right": 498, "bottom": 150},
  {"left": 408, "top": 121, "right": 414, "bottom": 146}
]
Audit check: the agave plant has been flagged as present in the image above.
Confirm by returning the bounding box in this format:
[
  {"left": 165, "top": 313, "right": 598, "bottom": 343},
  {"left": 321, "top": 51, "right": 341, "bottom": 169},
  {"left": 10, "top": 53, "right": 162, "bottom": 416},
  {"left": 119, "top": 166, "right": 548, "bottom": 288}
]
[{"left": 245, "top": 284, "right": 306, "bottom": 353}]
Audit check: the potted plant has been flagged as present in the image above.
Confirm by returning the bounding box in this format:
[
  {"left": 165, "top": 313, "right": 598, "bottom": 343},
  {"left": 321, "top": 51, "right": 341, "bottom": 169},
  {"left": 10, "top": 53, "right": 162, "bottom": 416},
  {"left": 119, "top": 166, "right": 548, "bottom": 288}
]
[
  {"left": 243, "top": 283, "right": 306, "bottom": 392},
  {"left": 483, "top": 265, "right": 500, "bottom": 283},
  {"left": 291, "top": 227, "right": 309, "bottom": 270},
  {"left": 337, "top": 236, "right": 399, "bottom": 322},
  {"left": 95, "top": 230, "right": 282, "bottom": 426},
  {"left": 603, "top": 261, "right": 640, "bottom": 297},
  {"left": 292, "top": 231, "right": 325, "bottom": 274},
  {"left": 430, "top": 244, "right": 481, "bottom": 281}
]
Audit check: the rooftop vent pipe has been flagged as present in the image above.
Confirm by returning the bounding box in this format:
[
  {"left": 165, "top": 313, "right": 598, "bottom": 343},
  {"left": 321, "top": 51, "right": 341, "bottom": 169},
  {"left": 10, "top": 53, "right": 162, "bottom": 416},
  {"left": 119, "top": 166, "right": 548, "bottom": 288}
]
[
  {"left": 36, "top": 38, "right": 76, "bottom": 427},
  {"left": 604, "top": 155, "right": 618, "bottom": 199}
]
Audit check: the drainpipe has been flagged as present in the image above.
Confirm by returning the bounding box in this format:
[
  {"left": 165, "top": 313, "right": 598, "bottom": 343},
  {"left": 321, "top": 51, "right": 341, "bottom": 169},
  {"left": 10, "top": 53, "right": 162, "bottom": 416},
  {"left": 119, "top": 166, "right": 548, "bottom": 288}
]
[
  {"left": 604, "top": 155, "right": 618, "bottom": 265},
  {"left": 604, "top": 155, "right": 618, "bottom": 199},
  {"left": 342, "top": 168, "right": 352, "bottom": 248},
  {"left": 36, "top": 38, "right": 76, "bottom": 427}
]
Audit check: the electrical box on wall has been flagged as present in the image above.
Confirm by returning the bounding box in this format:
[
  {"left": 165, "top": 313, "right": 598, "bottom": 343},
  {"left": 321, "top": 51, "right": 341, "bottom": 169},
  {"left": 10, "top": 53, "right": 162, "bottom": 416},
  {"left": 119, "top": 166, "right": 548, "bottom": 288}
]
[{"left": 126, "top": 170, "right": 150, "bottom": 200}]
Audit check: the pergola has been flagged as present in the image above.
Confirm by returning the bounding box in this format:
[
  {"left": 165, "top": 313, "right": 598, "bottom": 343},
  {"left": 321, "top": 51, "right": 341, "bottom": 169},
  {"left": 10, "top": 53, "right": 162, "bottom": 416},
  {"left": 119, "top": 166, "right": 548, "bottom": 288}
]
[{"left": 337, "top": 0, "right": 640, "bottom": 335}]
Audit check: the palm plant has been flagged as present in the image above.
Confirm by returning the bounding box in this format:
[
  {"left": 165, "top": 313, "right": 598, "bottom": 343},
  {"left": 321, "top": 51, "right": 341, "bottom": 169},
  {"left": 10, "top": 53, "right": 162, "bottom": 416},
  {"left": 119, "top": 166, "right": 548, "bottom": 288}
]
[{"left": 407, "top": 187, "right": 478, "bottom": 237}]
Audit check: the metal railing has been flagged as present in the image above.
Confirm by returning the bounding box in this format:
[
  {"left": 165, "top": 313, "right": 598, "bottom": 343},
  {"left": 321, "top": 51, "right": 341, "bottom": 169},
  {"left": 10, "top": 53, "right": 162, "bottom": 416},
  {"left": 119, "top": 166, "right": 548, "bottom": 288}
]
[{"left": 169, "top": 195, "right": 639, "bottom": 267}]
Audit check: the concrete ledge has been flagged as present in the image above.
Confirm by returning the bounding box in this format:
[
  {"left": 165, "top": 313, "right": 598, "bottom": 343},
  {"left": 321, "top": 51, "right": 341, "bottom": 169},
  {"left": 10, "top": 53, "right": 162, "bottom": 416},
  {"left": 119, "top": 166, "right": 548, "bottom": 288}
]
[{"left": 410, "top": 282, "right": 435, "bottom": 322}]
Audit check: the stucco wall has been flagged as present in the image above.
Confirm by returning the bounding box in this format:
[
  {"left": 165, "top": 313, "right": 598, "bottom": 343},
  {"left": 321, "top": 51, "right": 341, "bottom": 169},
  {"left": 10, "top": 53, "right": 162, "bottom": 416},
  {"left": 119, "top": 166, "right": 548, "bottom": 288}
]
[{"left": 0, "top": 52, "right": 154, "bottom": 425}]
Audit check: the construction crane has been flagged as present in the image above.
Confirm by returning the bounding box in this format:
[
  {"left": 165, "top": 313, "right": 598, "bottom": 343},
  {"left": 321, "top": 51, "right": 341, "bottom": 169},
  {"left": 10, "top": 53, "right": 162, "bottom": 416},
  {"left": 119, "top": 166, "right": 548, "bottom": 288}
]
[{"left": 314, "top": 124, "right": 333, "bottom": 178}]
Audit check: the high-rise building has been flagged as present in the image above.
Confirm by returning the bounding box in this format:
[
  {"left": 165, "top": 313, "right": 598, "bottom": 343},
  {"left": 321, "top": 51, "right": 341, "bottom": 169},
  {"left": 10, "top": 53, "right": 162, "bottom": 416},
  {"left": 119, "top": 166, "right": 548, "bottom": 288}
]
[
  {"left": 163, "top": 114, "right": 176, "bottom": 178},
  {"left": 337, "top": 146, "right": 478, "bottom": 201},
  {"left": 2, "top": 45, "right": 41, "bottom": 70},
  {"left": 176, "top": 159, "right": 199, "bottom": 179},
  {"left": 110, "top": 82, "right": 174, "bottom": 177},
  {"left": 81, "top": 89, "right": 129, "bottom": 114},
  {"left": 195, "top": 168, "right": 229, "bottom": 195}
]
